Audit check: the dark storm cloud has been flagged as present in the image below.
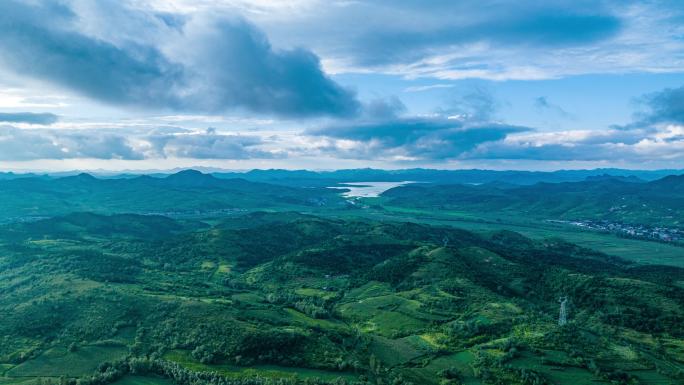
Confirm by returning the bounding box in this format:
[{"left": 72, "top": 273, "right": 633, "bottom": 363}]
[
  {"left": 0, "top": 1, "right": 359, "bottom": 118},
  {"left": 0, "top": 112, "right": 59, "bottom": 125}
]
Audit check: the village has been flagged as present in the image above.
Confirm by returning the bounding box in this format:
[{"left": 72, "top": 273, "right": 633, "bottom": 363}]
[{"left": 554, "top": 219, "right": 684, "bottom": 243}]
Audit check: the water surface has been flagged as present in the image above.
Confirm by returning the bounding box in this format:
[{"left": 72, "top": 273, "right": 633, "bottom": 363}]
[{"left": 330, "top": 181, "right": 414, "bottom": 198}]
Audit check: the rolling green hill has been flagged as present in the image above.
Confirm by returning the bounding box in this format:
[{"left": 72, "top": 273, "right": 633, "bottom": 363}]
[
  {"left": 208, "top": 168, "right": 681, "bottom": 187},
  {"left": 0, "top": 170, "right": 345, "bottom": 222},
  {"left": 381, "top": 175, "right": 684, "bottom": 228},
  {"left": 0, "top": 212, "right": 682, "bottom": 385}
]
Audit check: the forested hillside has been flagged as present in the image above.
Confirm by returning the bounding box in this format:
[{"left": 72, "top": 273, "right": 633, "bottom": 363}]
[
  {"left": 381, "top": 175, "right": 684, "bottom": 227},
  {"left": 0, "top": 170, "right": 344, "bottom": 221},
  {"left": 1, "top": 212, "right": 682, "bottom": 385}
]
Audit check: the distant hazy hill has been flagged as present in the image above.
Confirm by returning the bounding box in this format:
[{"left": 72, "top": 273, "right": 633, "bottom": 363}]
[
  {"left": 0, "top": 170, "right": 345, "bottom": 221},
  {"left": 0, "top": 172, "right": 46, "bottom": 180},
  {"left": 4, "top": 168, "right": 681, "bottom": 186},
  {"left": 2, "top": 212, "right": 202, "bottom": 241},
  {"left": 208, "top": 168, "right": 681, "bottom": 186},
  {"left": 382, "top": 175, "right": 684, "bottom": 227}
]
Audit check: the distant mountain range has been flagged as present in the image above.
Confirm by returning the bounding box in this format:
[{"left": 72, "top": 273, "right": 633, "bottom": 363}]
[
  {"left": 2, "top": 168, "right": 683, "bottom": 227},
  {"left": 0, "top": 170, "right": 345, "bottom": 221},
  {"left": 202, "top": 168, "right": 684, "bottom": 186},
  {"left": 2, "top": 168, "right": 682, "bottom": 186},
  {"left": 381, "top": 174, "right": 684, "bottom": 227}
]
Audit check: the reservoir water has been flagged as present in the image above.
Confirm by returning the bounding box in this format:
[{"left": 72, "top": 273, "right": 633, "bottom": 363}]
[{"left": 330, "top": 181, "right": 414, "bottom": 198}]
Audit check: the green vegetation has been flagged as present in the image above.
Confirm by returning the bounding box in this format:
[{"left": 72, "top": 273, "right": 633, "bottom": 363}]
[
  {"left": 347, "top": 204, "right": 684, "bottom": 268},
  {"left": 380, "top": 176, "right": 684, "bottom": 228},
  {"left": 0, "top": 171, "right": 683, "bottom": 384},
  {"left": 0, "top": 210, "right": 682, "bottom": 385},
  {"left": 0, "top": 170, "right": 345, "bottom": 221},
  {"left": 112, "top": 376, "right": 172, "bottom": 385},
  {"left": 6, "top": 345, "right": 127, "bottom": 377}
]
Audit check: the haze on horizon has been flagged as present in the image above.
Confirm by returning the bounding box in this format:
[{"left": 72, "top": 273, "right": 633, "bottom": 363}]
[{"left": 1, "top": 0, "right": 684, "bottom": 172}]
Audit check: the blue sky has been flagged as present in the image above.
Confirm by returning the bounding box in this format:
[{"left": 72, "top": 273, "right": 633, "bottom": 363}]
[{"left": 0, "top": 0, "right": 683, "bottom": 171}]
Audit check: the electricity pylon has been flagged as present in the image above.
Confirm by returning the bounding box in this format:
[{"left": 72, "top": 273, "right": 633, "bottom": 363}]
[{"left": 558, "top": 296, "right": 568, "bottom": 326}]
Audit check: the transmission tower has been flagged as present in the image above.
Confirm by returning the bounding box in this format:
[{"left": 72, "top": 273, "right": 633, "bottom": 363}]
[
  {"left": 442, "top": 236, "right": 449, "bottom": 247},
  {"left": 558, "top": 296, "right": 568, "bottom": 326}
]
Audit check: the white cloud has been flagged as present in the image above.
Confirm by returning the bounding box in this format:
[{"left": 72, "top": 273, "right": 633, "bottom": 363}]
[
  {"left": 157, "top": 1, "right": 684, "bottom": 81},
  {"left": 466, "top": 124, "right": 684, "bottom": 162},
  {"left": 403, "top": 84, "right": 456, "bottom": 93},
  {"left": 0, "top": 125, "right": 284, "bottom": 161}
]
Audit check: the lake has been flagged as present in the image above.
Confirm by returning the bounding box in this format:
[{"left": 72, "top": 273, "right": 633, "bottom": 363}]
[{"left": 330, "top": 181, "right": 415, "bottom": 198}]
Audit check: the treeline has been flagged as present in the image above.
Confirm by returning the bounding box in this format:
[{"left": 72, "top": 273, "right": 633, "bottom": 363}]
[
  {"left": 61, "top": 249, "right": 141, "bottom": 283},
  {"left": 289, "top": 243, "right": 416, "bottom": 275},
  {"left": 146, "top": 319, "right": 307, "bottom": 367},
  {"left": 265, "top": 291, "right": 339, "bottom": 319},
  {"left": 363, "top": 252, "right": 423, "bottom": 287},
  {"left": 35, "top": 357, "right": 367, "bottom": 385}
]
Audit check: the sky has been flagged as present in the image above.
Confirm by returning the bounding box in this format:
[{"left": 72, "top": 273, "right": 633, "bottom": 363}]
[{"left": 1, "top": 0, "right": 684, "bottom": 171}]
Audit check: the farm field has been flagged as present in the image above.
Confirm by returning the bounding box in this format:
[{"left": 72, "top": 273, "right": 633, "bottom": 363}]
[
  {"left": 329, "top": 204, "right": 684, "bottom": 268},
  {"left": 6, "top": 346, "right": 128, "bottom": 378}
]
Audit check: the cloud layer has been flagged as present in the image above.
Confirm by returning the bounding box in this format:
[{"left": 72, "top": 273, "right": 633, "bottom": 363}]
[
  {"left": 0, "top": 0, "right": 359, "bottom": 117},
  {"left": 0, "top": 1, "right": 683, "bottom": 169},
  {"left": 237, "top": 0, "right": 684, "bottom": 80},
  {"left": 340, "top": 2, "right": 621, "bottom": 67},
  {"left": 640, "top": 85, "right": 684, "bottom": 125},
  {"left": 304, "top": 86, "right": 684, "bottom": 164},
  {"left": 306, "top": 96, "right": 528, "bottom": 161},
  {"left": 465, "top": 125, "right": 684, "bottom": 162},
  {"left": 0, "top": 112, "right": 59, "bottom": 125},
  {"left": 0, "top": 125, "right": 277, "bottom": 161},
  {"left": 309, "top": 117, "right": 528, "bottom": 161}
]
